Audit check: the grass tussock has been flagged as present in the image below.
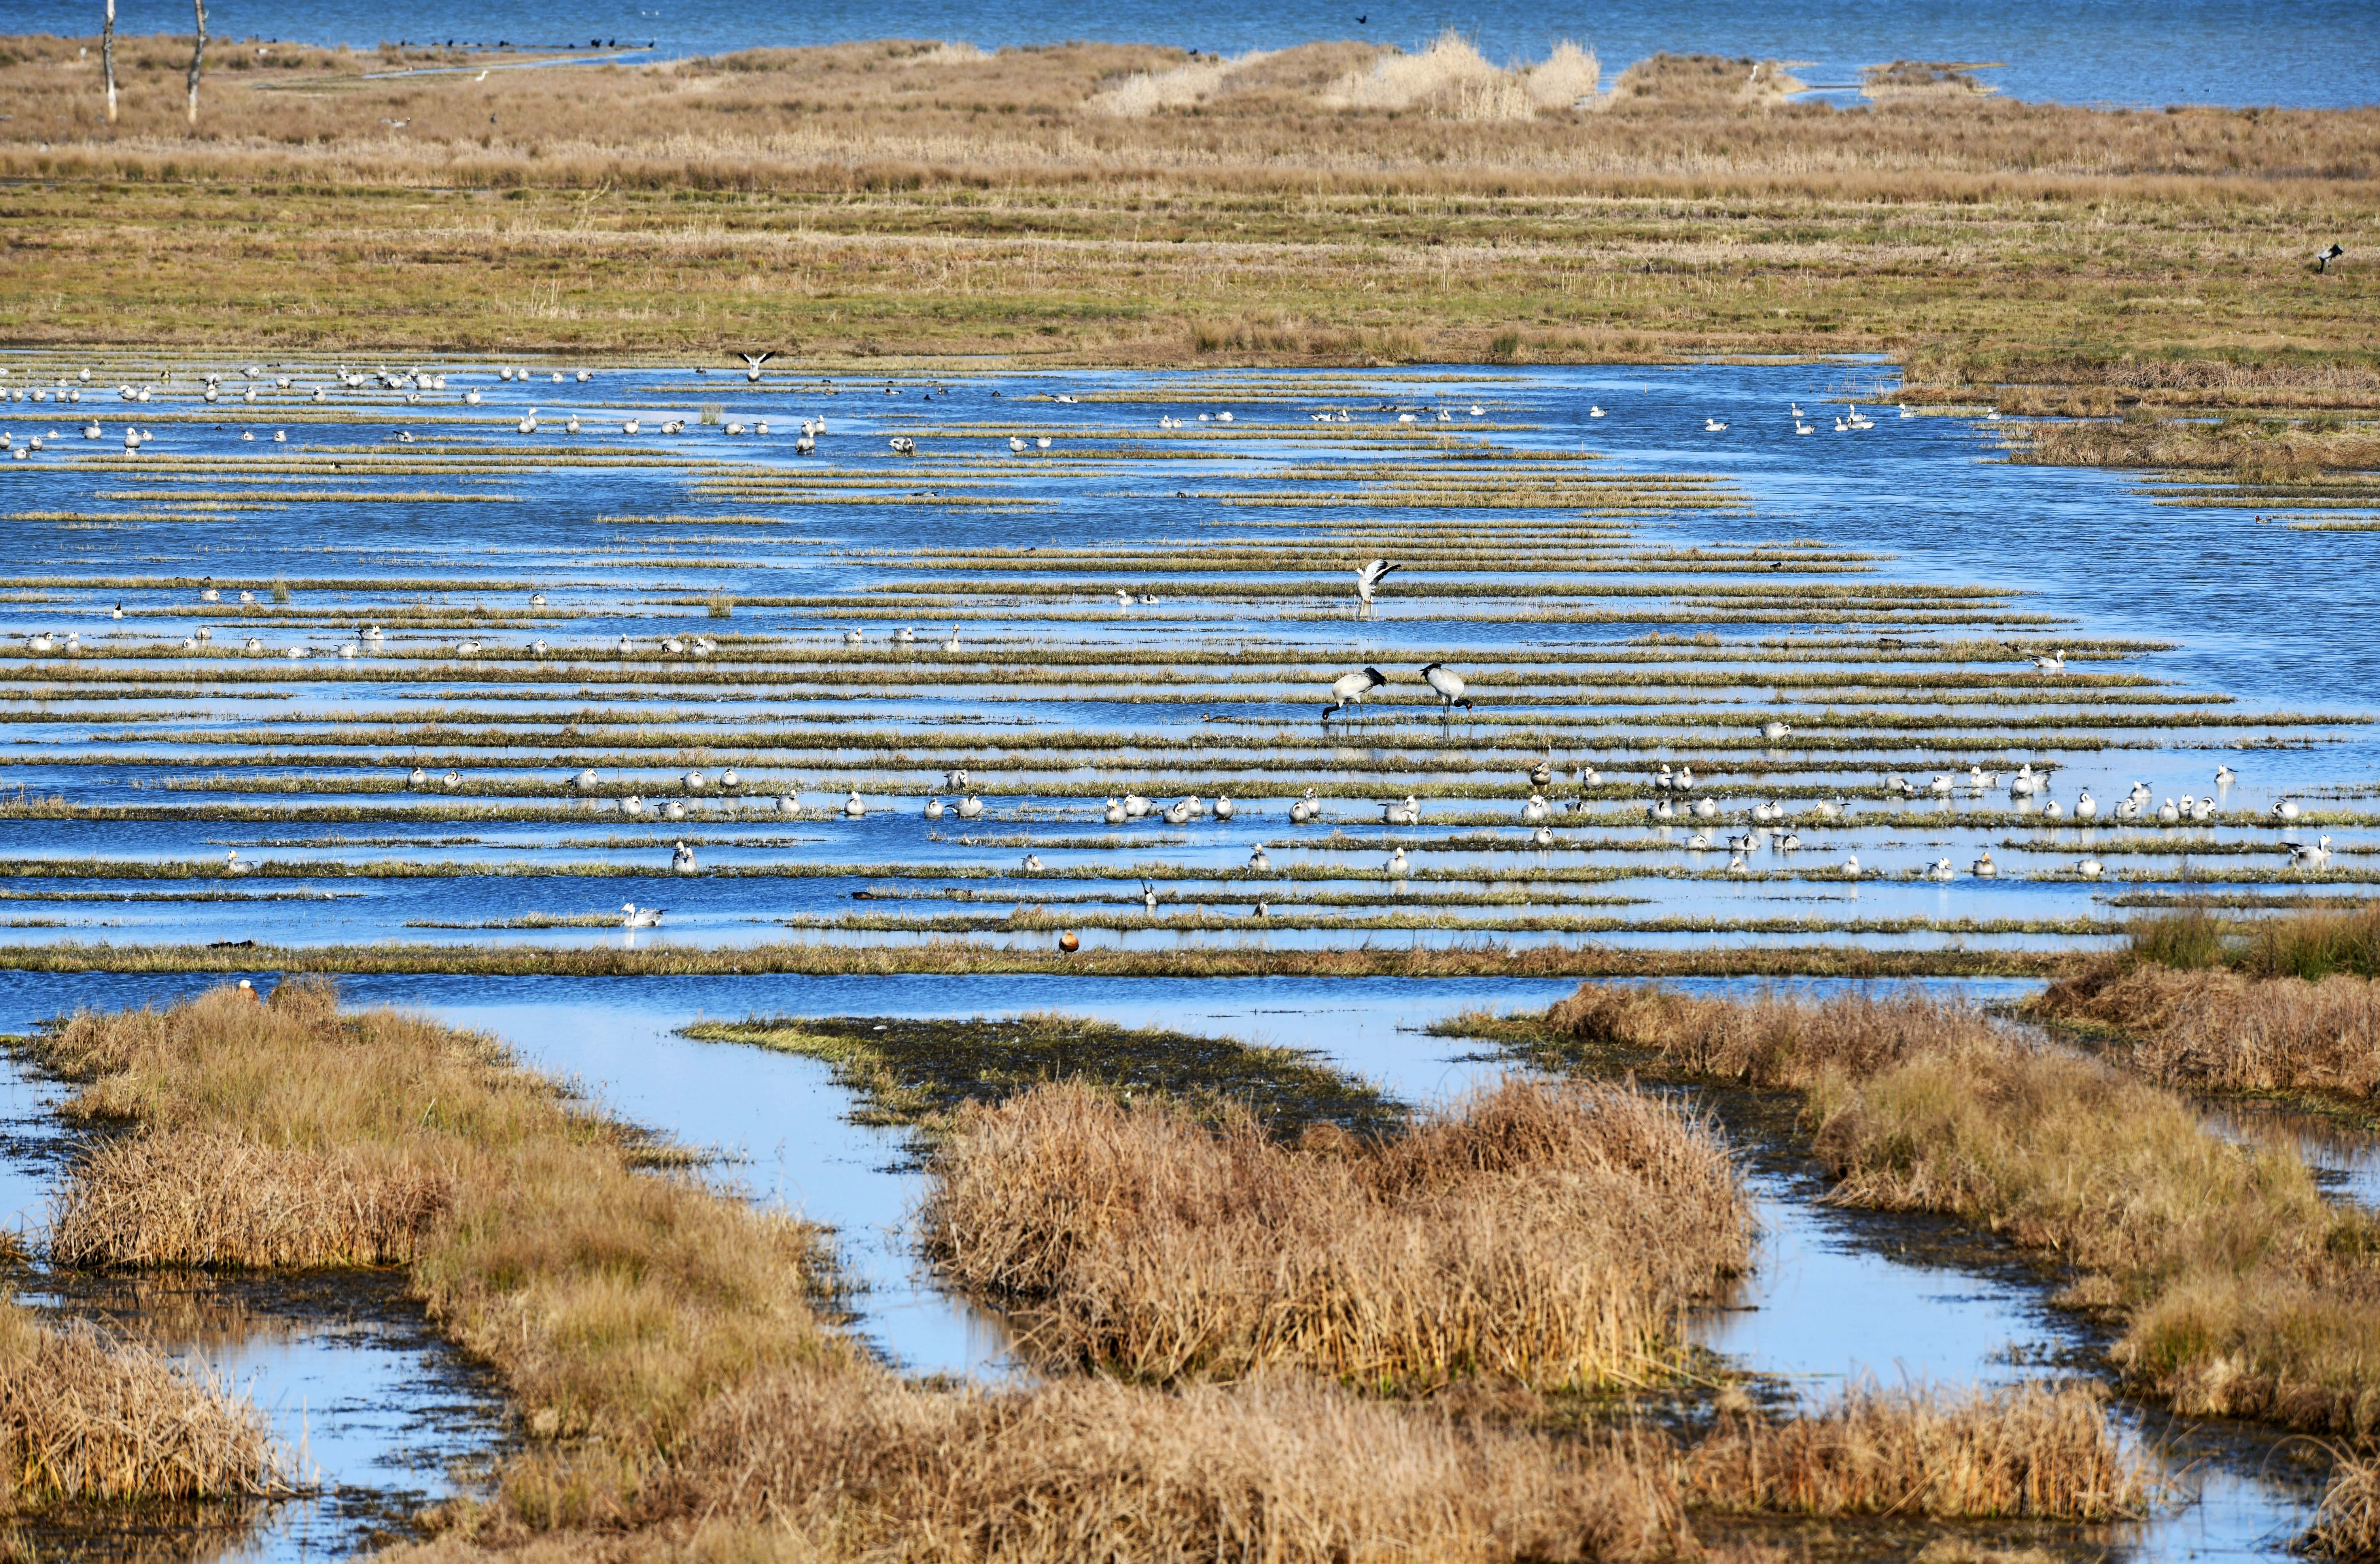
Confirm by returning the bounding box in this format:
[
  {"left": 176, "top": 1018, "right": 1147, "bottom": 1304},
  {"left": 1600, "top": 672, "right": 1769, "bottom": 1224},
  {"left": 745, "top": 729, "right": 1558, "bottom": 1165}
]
[
  {"left": 1321, "top": 32, "right": 1598, "bottom": 119},
  {"left": 1524, "top": 984, "right": 2380, "bottom": 1433},
  {"left": 923, "top": 1078, "right": 1750, "bottom": 1388},
  {"left": 1544, "top": 984, "right": 2002, "bottom": 1088},
  {"left": 2028, "top": 908, "right": 2380, "bottom": 1099},
  {"left": 646, "top": 1367, "right": 1687, "bottom": 1564},
  {"left": 1682, "top": 1383, "right": 2144, "bottom": 1520},
  {"left": 2300, "top": 1448, "right": 2380, "bottom": 1560},
  {"left": 50, "top": 1131, "right": 445, "bottom": 1269},
  {"left": 0, "top": 1297, "right": 289, "bottom": 1511}
]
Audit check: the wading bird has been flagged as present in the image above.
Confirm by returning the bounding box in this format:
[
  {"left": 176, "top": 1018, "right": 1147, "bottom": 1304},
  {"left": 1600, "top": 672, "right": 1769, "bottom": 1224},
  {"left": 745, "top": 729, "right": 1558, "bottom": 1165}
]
[
  {"left": 1420, "top": 662, "right": 1470, "bottom": 712},
  {"left": 1323, "top": 666, "right": 1386, "bottom": 721},
  {"left": 1355, "top": 559, "right": 1398, "bottom": 617},
  {"left": 2316, "top": 243, "right": 2345, "bottom": 272}
]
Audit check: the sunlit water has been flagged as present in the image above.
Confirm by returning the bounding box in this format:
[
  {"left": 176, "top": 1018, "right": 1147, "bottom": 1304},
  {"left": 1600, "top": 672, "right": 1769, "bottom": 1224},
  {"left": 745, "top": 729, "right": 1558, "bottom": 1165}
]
[{"left": 3, "top": 360, "right": 2372, "bottom": 957}]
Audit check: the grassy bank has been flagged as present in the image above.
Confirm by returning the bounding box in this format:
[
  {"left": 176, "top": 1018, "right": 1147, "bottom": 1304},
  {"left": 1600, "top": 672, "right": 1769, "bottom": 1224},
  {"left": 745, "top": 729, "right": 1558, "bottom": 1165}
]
[
  {"left": 0, "top": 937, "right": 2073, "bottom": 980},
  {"left": 1492, "top": 986, "right": 2380, "bottom": 1435},
  {"left": 0, "top": 34, "right": 2373, "bottom": 451},
  {"left": 924, "top": 1079, "right": 1749, "bottom": 1388},
  {"left": 2028, "top": 908, "right": 2380, "bottom": 1101}
]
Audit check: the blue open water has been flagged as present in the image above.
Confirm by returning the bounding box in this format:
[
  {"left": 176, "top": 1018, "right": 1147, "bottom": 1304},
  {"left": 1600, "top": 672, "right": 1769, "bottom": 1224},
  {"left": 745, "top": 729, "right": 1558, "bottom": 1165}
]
[{"left": 10, "top": 0, "right": 2375, "bottom": 108}]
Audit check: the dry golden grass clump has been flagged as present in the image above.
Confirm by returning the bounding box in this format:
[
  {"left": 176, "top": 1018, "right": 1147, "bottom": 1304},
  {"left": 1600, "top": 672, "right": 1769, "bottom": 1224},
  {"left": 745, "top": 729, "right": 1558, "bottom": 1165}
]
[
  {"left": 652, "top": 1367, "right": 1688, "bottom": 1564},
  {"left": 2034, "top": 960, "right": 2380, "bottom": 1098},
  {"left": 0, "top": 1297, "right": 288, "bottom": 1509},
  {"left": 2300, "top": 1448, "right": 2380, "bottom": 1560},
  {"left": 30, "top": 979, "right": 851, "bottom": 1449},
  {"left": 1319, "top": 32, "right": 1598, "bottom": 119},
  {"left": 1088, "top": 49, "right": 1278, "bottom": 117},
  {"left": 1539, "top": 982, "right": 2380, "bottom": 1433},
  {"left": 923, "top": 1078, "right": 1750, "bottom": 1387},
  {"left": 50, "top": 1130, "right": 444, "bottom": 1269},
  {"left": 1682, "top": 1383, "right": 2144, "bottom": 1520},
  {"left": 1546, "top": 983, "right": 2002, "bottom": 1088}
]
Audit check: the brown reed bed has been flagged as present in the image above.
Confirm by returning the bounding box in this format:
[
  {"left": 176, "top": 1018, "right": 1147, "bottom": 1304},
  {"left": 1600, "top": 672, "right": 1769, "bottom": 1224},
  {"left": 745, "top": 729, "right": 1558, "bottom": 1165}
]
[
  {"left": 30, "top": 983, "right": 2159, "bottom": 1556},
  {"left": 922, "top": 1078, "right": 1751, "bottom": 1388},
  {"left": 1680, "top": 1383, "right": 2145, "bottom": 1520},
  {"left": 2026, "top": 909, "right": 2380, "bottom": 1100},
  {"left": 1504, "top": 983, "right": 2380, "bottom": 1434},
  {"left": 2300, "top": 1448, "right": 2380, "bottom": 1559},
  {"left": 0, "top": 1296, "right": 290, "bottom": 1512},
  {"left": 28, "top": 980, "right": 849, "bottom": 1448}
]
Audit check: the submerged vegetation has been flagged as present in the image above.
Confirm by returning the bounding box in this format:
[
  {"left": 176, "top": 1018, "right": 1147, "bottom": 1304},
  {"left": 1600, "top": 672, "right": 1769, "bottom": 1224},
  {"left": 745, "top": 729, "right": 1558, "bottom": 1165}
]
[{"left": 684, "top": 1012, "right": 1403, "bottom": 1140}]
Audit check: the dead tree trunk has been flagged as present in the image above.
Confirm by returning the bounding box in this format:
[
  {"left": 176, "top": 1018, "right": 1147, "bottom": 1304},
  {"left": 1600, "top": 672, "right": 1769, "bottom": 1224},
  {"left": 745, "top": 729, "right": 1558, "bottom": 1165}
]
[{"left": 185, "top": 0, "right": 206, "bottom": 125}]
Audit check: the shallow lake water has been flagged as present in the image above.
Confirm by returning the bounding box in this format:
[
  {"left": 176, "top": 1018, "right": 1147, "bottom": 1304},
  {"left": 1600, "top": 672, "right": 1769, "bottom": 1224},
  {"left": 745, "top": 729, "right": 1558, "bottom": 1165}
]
[
  {"left": 2, "top": 355, "right": 2374, "bottom": 1560},
  {"left": 13, "top": 0, "right": 2373, "bottom": 108},
  {"left": 3, "top": 360, "right": 2371, "bottom": 959}
]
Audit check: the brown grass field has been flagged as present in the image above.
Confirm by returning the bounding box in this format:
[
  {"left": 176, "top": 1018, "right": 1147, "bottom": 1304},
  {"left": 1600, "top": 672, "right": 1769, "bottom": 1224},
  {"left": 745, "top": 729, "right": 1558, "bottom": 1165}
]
[
  {"left": 0, "top": 32, "right": 2374, "bottom": 462},
  {"left": 33, "top": 981, "right": 2148, "bottom": 1560}
]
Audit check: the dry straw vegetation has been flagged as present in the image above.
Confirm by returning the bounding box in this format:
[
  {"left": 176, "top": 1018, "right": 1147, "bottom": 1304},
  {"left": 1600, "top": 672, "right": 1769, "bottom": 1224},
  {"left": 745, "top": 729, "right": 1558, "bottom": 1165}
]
[
  {"left": 34, "top": 982, "right": 2149, "bottom": 1559},
  {"left": 1525, "top": 986, "right": 2380, "bottom": 1434},
  {"left": 0, "top": 1297, "right": 289, "bottom": 1512},
  {"left": 1680, "top": 1383, "right": 2142, "bottom": 1520},
  {"left": 924, "top": 1079, "right": 1750, "bottom": 1386},
  {"left": 2030, "top": 907, "right": 2380, "bottom": 1099},
  {"left": 0, "top": 30, "right": 2372, "bottom": 460}
]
